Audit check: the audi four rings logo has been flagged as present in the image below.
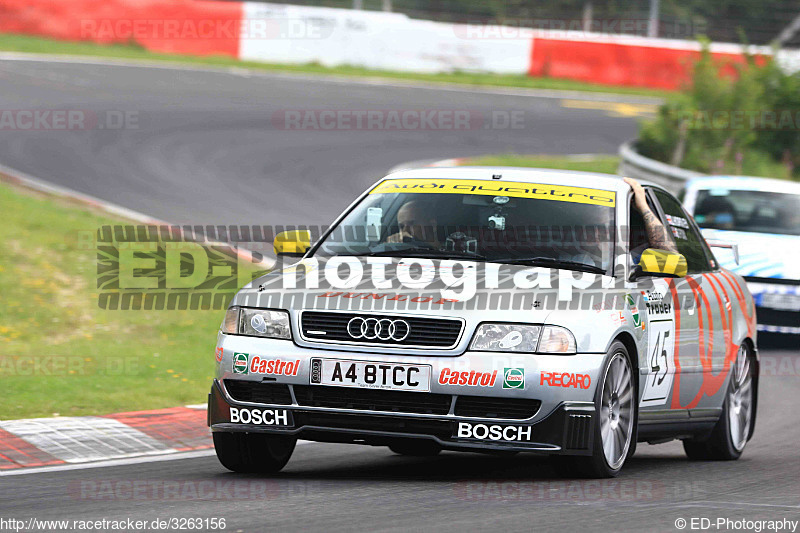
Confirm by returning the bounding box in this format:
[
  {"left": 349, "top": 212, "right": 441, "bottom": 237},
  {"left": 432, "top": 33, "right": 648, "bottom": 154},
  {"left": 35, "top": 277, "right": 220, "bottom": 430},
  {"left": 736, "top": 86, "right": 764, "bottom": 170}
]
[{"left": 347, "top": 317, "right": 410, "bottom": 341}]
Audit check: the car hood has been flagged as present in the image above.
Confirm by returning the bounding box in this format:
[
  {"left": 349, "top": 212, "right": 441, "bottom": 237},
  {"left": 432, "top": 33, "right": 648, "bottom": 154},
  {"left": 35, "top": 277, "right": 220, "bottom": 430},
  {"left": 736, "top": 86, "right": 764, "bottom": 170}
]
[
  {"left": 232, "top": 257, "right": 610, "bottom": 320},
  {"left": 701, "top": 228, "right": 800, "bottom": 281}
]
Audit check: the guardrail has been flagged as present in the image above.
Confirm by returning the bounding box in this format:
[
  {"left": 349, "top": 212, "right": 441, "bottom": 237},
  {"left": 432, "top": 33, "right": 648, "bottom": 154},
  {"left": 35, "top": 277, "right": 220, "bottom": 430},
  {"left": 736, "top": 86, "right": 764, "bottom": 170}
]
[{"left": 617, "top": 141, "right": 705, "bottom": 193}]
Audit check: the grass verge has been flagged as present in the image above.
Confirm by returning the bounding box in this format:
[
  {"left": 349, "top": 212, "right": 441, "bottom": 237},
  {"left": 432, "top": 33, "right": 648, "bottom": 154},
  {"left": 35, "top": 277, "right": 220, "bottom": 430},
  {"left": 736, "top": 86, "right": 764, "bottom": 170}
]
[
  {"left": 0, "top": 181, "right": 265, "bottom": 419},
  {"left": 0, "top": 33, "right": 670, "bottom": 99},
  {"left": 459, "top": 154, "right": 620, "bottom": 175}
]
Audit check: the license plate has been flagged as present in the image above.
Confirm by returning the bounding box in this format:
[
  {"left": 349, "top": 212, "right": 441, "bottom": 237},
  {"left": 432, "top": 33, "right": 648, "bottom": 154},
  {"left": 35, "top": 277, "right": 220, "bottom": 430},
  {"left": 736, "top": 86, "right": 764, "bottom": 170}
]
[
  {"left": 761, "top": 293, "right": 800, "bottom": 311},
  {"left": 311, "top": 359, "right": 431, "bottom": 392}
]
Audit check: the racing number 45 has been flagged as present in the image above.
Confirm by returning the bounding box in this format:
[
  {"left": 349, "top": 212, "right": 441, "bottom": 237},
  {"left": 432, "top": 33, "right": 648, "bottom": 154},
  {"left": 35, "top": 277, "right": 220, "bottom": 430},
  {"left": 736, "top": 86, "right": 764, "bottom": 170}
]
[
  {"left": 651, "top": 330, "right": 670, "bottom": 386},
  {"left": 640, "top": 320, "right": 676, "bottom": 407}
]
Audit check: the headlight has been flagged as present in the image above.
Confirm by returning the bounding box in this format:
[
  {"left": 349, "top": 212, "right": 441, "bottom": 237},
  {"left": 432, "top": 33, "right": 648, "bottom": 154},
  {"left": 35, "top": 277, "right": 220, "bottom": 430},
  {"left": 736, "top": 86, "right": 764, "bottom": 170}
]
[
  {"left": 222, "top": 306, "right": 240, "bottom": 334},
  {"left": 469, "top": 324, "right": 577, "bottom": 354},
  {"left": 470, "top": 324, "right": 541, "bottom": 353},
  {"left": 538, "top": 326, "right": 576, "bottom": 354},
  {"left": 221, "top": 306, "right": 291, "bottom": 340}
]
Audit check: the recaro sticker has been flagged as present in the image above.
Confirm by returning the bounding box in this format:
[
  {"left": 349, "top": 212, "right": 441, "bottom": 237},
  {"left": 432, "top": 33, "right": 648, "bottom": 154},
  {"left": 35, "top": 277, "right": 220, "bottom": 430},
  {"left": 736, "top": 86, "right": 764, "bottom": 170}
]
[{"left": 370, "top": 178, "right": 616, "bottom": 207}]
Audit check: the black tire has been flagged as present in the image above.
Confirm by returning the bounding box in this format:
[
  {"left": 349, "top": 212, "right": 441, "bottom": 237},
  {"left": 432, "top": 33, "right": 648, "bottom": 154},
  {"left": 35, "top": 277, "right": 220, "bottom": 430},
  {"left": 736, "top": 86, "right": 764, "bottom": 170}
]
[
  {"left": 213, "top": 432, "right": 296, "bottom": 473},
  {"left": 389, "top": 440, "right": 442, "bottom": 457},
  {"left": 565, "top": 341, "right": 637, "bottom": 478},
  {"left": 683, "top": 344, "right": 754, "bottom": 461}
]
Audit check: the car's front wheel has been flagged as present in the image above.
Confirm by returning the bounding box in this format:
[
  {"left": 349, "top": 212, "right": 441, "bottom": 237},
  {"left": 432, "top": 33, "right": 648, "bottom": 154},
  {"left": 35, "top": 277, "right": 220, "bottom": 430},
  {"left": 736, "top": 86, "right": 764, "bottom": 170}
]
[
  {"left": 213, "top": 432, "right": 296, "bottom": 473},
  {"left": 557, "top": 341, "right": 636, "bottom": 478},
  {"left": 683, "top": 343, "right": 754, "bottom": 461}
]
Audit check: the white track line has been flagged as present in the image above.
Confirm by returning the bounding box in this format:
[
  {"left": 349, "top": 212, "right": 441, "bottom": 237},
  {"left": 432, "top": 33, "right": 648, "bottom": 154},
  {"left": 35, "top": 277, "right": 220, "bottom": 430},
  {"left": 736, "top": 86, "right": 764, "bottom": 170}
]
[
  {"left": 0, "top": 441, "right": 315, "bottom": 477},
  {"left": 0, "top": 52, "right": 664, "bottom": 105},
  {"left": 0, "top": 161, "right": 268, "bottom": 266},
  {"left": 0, "top": 161, "right": 166, "bottom": 225},
  {"left": 0, "top": 449, "right": 216, "bottom": 477}
]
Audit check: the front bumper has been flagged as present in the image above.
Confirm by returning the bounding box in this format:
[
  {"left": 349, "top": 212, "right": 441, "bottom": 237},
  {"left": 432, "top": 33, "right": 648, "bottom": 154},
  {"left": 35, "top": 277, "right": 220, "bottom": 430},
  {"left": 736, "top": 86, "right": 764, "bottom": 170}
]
[
  {"left": 208, "top": 379, "right": 596, "bottom": 454},
  {"left": 746, "top": 280, "right": 800, "bottom": 334},
  {"left": 754, "top": 307, "right": 800, "bottom": 334}
]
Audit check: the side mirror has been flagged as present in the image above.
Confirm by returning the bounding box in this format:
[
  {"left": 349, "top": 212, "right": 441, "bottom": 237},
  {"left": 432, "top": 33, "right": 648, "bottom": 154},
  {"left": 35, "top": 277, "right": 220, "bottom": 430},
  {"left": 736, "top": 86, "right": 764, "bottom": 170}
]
[
  {"left": 631, "top": 248, "right": 688, "bottom": 280},
  {"left": 274, "top": 230, "right": 311, "bottom": 258}
]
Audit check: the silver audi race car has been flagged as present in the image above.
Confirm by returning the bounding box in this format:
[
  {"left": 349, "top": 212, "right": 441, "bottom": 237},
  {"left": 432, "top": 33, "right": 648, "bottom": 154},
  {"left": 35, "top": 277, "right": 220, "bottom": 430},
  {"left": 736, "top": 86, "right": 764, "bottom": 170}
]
[{"left": 208, "top": 167, "right": 759, "bottom": 478}]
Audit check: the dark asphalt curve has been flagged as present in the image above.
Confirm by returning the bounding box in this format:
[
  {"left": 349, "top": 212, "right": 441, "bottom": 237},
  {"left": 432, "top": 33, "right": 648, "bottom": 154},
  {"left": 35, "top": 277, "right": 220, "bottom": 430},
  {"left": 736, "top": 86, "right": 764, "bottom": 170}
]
[
  {"left": 1, "top": 346, "right": 798, "bottom": 533},
  {"left": 0, "top": 58, "right": 638, "bottom": 227}
]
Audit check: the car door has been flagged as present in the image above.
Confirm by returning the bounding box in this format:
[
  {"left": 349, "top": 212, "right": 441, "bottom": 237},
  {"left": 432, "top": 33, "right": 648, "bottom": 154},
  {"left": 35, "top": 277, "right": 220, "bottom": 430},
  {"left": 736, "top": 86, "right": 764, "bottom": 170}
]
[
  {"left": 651, "top": 189, "right": 727, "bottom": 413},
  {"left": 625, "top": 189, "right": 697, "bottom": 418}
]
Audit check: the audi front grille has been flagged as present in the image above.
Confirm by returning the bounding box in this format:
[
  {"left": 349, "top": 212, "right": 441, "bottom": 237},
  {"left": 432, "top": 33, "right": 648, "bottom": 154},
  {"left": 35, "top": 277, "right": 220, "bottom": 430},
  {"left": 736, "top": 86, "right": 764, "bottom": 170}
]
[
  {"left": 300, "top": 311, "right": 463, "bottom": 348},
  {"left": 224, "top": 380, "right": 293, "bottom": 405},
  {"left": 294, "top": 385, "right": 452, "bottom": 415}
]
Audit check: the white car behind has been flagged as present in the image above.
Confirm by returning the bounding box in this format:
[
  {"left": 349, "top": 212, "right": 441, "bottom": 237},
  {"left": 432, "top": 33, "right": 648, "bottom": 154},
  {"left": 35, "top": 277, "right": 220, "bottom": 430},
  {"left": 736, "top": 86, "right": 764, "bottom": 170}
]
[{"left": 681, "top": 176, "right": 800, "bottom": 334}]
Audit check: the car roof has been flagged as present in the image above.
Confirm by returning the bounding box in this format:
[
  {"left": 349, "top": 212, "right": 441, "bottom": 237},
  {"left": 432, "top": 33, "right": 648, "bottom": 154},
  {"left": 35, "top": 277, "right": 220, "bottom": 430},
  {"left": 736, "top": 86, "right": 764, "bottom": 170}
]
[
  {"left": 382, "top": 166, "right": 660, "bottom": 195},
  {"left": 686, "top": 175, "right": 800, "bottom": 194}
]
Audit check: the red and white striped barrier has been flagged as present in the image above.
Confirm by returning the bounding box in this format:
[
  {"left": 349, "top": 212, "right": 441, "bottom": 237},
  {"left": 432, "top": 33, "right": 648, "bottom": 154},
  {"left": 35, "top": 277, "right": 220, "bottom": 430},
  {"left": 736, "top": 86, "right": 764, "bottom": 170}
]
[{"left": 0, "top": 2, "right": 795, "bottom": 97}]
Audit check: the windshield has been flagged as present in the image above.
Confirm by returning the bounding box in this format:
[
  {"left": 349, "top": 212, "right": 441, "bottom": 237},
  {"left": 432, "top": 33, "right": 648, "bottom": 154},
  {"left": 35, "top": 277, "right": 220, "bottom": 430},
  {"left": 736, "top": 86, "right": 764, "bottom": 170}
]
[
  {"left": 693, "top": 188, "right": 800, "bottom": 236},
  {"left": 312, "top": 178, "right": 616, "bottom": 272}
]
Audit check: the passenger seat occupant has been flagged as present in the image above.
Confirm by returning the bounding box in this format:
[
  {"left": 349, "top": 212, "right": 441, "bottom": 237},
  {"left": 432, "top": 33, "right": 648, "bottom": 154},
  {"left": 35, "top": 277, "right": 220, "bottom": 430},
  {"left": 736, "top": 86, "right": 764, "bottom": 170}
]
[
  {"left": 624, "top": 177, "right": 678, "bottom": 255},
  {"left": 781, "top": 207, "right": 800, "bottom": 233}
]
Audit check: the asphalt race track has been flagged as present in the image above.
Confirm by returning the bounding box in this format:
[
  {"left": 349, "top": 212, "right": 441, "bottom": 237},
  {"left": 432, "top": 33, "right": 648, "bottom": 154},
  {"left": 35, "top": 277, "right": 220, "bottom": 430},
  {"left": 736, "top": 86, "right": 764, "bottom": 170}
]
[
  {"left": 1, "top": 58, "right": 799, "bottom": 532},
  {"left": 0, "top": 58, "right": 639, "bottom": 226}
]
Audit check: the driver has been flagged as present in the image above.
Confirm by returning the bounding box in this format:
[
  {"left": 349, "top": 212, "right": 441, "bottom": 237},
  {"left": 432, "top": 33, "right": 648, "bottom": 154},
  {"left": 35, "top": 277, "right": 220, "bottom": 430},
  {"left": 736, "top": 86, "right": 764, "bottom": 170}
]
[
  {"left": 624, "top": 177, "right": 678, "bottom": 255},
  {"left": 385, "top": 199, "right": 443, "bottom": 248},
  {"left": 778, "top": 199, "right": 800, "bottom": 233}
]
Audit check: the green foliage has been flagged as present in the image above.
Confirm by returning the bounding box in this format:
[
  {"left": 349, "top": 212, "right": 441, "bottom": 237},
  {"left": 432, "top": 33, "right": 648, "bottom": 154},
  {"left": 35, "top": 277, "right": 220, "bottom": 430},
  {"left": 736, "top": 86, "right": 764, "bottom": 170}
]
[{"left": 637, "top": 44, "right": 800, "bottom": 180}]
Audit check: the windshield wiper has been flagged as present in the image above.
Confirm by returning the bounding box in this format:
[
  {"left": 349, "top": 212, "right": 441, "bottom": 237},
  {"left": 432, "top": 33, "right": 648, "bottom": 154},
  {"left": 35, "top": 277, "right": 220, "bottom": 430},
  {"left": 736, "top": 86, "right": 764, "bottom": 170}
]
[
  {"left": 345, "top": 249, "right": 487, "bottom": 260},
  {"left": 490, "top": 257, "right": 606, "bottom": 274}
]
